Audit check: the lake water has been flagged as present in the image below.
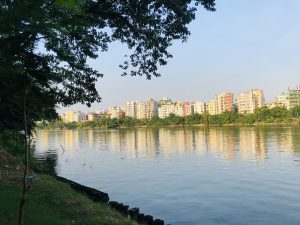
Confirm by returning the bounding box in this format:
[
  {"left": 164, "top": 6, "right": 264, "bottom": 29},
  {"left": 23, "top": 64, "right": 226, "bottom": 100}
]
[{"left": 34, "top": 126, "right": 300, "bottom": 225}]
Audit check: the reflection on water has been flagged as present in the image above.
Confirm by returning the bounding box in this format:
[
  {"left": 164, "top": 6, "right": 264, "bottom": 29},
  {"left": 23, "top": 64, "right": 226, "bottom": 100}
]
[
  {"left": 34, "top": 126, "right": 300, "bottom": 225},
  {"left": 35, "top": 126, "right": 300, "bottom": 162},
  {"left": 34, "top": 149, "right": 58, "bottom": 175}
]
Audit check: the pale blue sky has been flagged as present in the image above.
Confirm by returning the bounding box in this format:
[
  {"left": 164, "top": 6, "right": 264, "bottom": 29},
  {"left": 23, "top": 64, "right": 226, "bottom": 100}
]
[{"left": 62, "top": 0, "right": 300, "bottom": 112}]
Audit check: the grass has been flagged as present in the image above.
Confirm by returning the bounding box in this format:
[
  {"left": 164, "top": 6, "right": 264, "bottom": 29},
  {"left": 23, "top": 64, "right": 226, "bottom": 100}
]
[{"left": 0, "top": 149, "right": 141, "bottom": 225}]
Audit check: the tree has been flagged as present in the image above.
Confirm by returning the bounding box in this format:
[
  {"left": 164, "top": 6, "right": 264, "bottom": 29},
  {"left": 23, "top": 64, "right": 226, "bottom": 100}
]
[
  {"left": 290, "top": 105, "right": 300, "bottom": 118},
  {"left": 1, "top": 0, "right": 216, "bottom": 117},
  {"left": 0, "top": 1, "right": 216, "bottom": 224}
]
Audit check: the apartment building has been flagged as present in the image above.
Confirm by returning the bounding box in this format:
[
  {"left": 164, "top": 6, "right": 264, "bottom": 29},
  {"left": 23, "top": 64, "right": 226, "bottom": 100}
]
[
  {"left": 217, "top": 92, "right": 234, "bottom": 113},
  {"left": 287, "top": 87, "right": 300, "bottom": 109},
  {"left": 237, "top": 89, "right": 264, "bottom": 114},
  {"left": 174, "top": 102, "right": 184, "bottom": 117},
  {"left": 136, "top": 102, "right": 147, "bottom": 119},
  {"left": 183, "top": 102, "right": 193, "bottom": 116},
  {"left": 125, "top": 101, "right": 137, "bottom": 118},
  {"left": 193, "top": 102, "right": 206, "bottom": 114},
  {"left": 87, "top": 113, "right": 101, "bottom": 121},
  {"left": 252, "top": 89, "right": 265, "bottom": 109},
  {"left": 208, "top": 98, "right": 218, "bottom": 115},
  {"left": 63, "top": 111, "right": 85, "bottom": 122},
  {"left": 108, "top": 106, "right": 122, "bottom": 119},
  {"left": 146, "top": 98, "right": 159, "bottom": 118},
  {"left": 158, "top": 104, "right": 175, "bottom": 118}
]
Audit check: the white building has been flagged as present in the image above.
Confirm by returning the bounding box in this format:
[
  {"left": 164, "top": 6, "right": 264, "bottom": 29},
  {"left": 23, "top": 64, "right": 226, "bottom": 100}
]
[
  {"left": 108, "top": 106, "right": 121, "bottom": 119},
  {"left": 237, "top": 89, "right": 265, "bottom": 114},
  {"left": 158, "top": 104, "right": 175, "bottom": 118},
  {"left": 208, "top": 98, "right": 218, "bottom": 115},
  {"left": 146, "top": 98, "right": 159, "bottom": 118},
  {"left": 193, "top": 102, "right": 206, "bottom": 114},
  {"left": 125, "top": 101, "right": 137, "bottom": 118},
  {"left": 136, "top": 102, "right": 146, "bottom": 119},
  {"left": 174, "top": 102, "right": 184, "bottom": 117},
  {"left": 276, "top": 92, "right": 289, "bottom": 108}
]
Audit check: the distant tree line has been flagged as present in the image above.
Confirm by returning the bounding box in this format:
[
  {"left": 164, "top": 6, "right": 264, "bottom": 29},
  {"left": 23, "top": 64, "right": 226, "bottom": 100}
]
[{"left": 42, "top": 106, "right": 300, "bottom": 129}]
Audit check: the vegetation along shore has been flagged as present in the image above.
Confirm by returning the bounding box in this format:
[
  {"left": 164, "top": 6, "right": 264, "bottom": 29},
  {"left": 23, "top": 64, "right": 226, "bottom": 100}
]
[
  {"left": 0, "top": 134, "right": 164, "bottom": 225},
  {"left": 42, "top": 106, "right": 300, "bottom": 129}
]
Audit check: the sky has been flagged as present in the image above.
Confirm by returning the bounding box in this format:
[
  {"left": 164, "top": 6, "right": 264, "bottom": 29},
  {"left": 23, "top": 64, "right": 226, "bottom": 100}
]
[{"left": 62, "top": 0, "right": 300, "bottom": 112}]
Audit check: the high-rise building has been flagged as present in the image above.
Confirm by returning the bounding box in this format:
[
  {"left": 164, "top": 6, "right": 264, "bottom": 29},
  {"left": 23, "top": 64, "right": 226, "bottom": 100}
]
[
  {"left": 183, "top": 102, "right": 193, "bottom": 116},
  {"left": 237, "top": 89, "right": 265, "bottom": 114},
  {"left": 252, "top": 89, "right": 265, "bottom": 109},
  {"left": 208, "top": 98, "right": 218, "bottom": 115},
  {"left": 216, "top": 92, "right": 234, "bottom": 114},
  {"left": 224, "top": 92, "right": 234, "bottom": 112},
  {"left": 275, "top": 92, "right": 289, "bottom": 108},
  {"left": 125, "top": 101, "right": 137, "bottom": 118},
  {"left": 238, "top": 92, "right": 252, "bottom": 114},
  {"left": 136, "top": 102, "right": 146, "bottom": 119},
  {"left": 287, "top": 87, "right": 300, "bottom": 109},
  {"left": 193, "top": 102, "right": 206, "bottom": 114},
  {"left": 146, "top": 98, "right": 159, "bottom": 118},
  {"left": 108, "top": 106, "right": 122, "bottom": 119},
  {"left": 174, "top": 101, "right": 184, "bottom": 117},
  {"left": 158, "top": 104, "right": 175, "bottom": 118}
]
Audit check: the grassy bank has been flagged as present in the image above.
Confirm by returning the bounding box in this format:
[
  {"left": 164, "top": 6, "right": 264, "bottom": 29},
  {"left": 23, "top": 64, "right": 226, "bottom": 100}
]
[{"left": 0, "top": 149, "right": 141, "bottom": 225}]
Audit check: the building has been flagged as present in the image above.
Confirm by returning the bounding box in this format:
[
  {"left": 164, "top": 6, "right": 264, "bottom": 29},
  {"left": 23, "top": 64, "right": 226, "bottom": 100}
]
[
  {"left": 146, "top": 98, "right": 159, "bottom": 118},
  {"left": 208, "top": 98, "right": 218, "bottom": 115},
  {"left": 125, "top": 101, "right": 137, "bottom": 118},
  {"left": 218, "top": 92, "right": 234, "bottom": 113},
  {"left": 223, "top": 92, "right": 234, "bottom": 112},
  {"left": 275, "top": 92, "right": 289, "bottom": 108},
  {"left": 265, "top": 102, "right": 277, "bottom": 109},
  {"left": 174, "top": 102, "right": 184, "bottom": 117},
  {"left": 158, "top": 104, "right": 175, "bottom": 118},
  {"left": 193, "top": 102, "right": 206, "bottom": 114},
  {"left": 238, "top": 92, "right": 253, "bottom": 114},
  {"left": 252, "top": 89, "right": 265, "bottom": 109},
  {"left": 287, "top": 87, "right": 300, "bottom": 109},
  {"left": 108, "top": 106, "right": 122, "bottom": 119},
  {"left": 159, "top": 98, "right": 172, "bottom": 106},
  {"left": 87, "top": 112, "right": 101, "bottom": 121},
  {"left": 64, "top": 110, "right": 80, "bottom": 122},
  {"left": 136, "top": 102, "right": 146, "bottom": 119},
  {"left": 183, "top": 102, "right": 193, "bottom": 116},
  {"left": 237, "top": 89, "right": 265, "bottom": 114},
  {"left": 78, "top": 113, "right": 87, "bottom": 121}
]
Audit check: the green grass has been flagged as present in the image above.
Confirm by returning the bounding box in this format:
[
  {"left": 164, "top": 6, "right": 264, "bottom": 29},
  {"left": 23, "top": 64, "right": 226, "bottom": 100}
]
[{"left": 0, "top": 149, "right": 141, "bottom": 225}]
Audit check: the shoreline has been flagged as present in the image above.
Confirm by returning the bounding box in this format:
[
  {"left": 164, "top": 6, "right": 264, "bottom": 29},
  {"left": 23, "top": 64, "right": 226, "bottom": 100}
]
[
  {"left": 38, "top": 122, "right": 300, "bottom": 130},
  {"left": 0, "top": 148, "right": 165, "bottom": 225},
  {"left": 54, "top": 175, "right": 165, "bottom": 225}
]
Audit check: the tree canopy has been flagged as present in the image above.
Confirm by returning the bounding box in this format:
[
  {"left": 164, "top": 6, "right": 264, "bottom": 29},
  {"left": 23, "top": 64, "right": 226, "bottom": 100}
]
[{"left": 0, "top": 0, "right": 215, "bottom": 131}]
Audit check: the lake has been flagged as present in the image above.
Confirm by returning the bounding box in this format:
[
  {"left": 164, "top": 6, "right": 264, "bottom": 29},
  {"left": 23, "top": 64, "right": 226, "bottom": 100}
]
[{"left": 34, "top": 126, "right": 300, "bottom": 225}]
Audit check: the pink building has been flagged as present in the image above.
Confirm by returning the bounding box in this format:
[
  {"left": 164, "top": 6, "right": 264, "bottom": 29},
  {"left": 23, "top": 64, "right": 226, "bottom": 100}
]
[{"left": 183, "top": 102, "right": 193, "bottom": 116}]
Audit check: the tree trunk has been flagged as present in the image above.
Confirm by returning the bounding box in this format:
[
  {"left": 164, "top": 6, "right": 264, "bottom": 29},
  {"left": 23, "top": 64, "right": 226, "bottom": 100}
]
[{"left": 18, "top": 84, "right": 29, "bottom": 225}]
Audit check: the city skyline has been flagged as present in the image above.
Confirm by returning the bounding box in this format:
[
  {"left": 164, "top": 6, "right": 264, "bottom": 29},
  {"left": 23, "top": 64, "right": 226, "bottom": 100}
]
[
  {"left": 60, "top": 85, "right": 299, "bottom": 114},
  {"left": 60, "top": 0, "right": 300, "bottom": 113},
  {"left": 58, "top": 86, "right": 300, "bottom": 123}
]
